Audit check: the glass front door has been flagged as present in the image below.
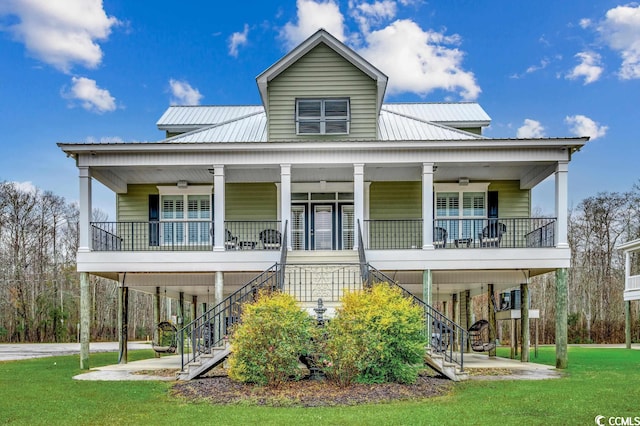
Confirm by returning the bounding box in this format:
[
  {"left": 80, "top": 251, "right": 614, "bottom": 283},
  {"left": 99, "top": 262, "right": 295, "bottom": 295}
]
[{"left": 314, "top": 205, "right": 333, "bottom": 250}]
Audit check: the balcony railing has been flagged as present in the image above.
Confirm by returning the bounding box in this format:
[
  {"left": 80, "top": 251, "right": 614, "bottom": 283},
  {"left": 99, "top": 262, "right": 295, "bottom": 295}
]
[
  {"left": 363, "top": 217, "right": 556, "bottom": 250},
  {"left": 627, "top": 275, "right": 640, "bottom": 291},
  {"left": 90, "top": 220, "right": 281, "bottom": 251}
]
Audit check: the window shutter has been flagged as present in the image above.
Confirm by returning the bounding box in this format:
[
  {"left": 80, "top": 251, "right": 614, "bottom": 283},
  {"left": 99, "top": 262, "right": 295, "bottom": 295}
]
[{"left": 149, "top": 194, "right": 159, "bottom": 246}]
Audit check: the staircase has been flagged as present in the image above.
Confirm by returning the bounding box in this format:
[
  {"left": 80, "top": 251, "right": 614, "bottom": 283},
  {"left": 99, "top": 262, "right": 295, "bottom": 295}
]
[{"left": 177, "top": 223, "right": 468, "bottom": 381}]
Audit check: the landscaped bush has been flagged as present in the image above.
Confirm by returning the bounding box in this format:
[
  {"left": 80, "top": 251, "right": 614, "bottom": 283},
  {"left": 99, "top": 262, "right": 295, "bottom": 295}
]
[
  {"left": 322, "top": 283, "right": 426, "bottom": 386},
  {"left": 227, "top": 291, "right": 315, "bottom": 387}
]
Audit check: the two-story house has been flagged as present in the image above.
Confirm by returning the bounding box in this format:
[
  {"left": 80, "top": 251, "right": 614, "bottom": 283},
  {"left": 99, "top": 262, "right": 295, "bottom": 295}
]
[{"left": 59, "top": 29, "right": 586, "bottom": 377}]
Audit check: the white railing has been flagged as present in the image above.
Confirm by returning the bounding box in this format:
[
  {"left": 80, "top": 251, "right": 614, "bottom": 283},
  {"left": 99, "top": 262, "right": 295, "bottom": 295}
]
[{"left": 627, "top": 275, "right": 640, "bottom": 291}]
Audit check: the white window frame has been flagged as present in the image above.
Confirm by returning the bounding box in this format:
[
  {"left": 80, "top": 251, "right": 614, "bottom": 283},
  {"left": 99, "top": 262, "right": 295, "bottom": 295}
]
[
  {"left": 296, "top": 98, "right": 350, "bottom": 135},
  {"left": 434, "top": 183, "right": 489, "bottom": 240},
  {"left": 157, "top": 186, "right": 213, "bottom": 245}
]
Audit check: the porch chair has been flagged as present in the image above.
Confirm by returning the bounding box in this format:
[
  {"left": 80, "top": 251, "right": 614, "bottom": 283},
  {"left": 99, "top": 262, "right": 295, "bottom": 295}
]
[
  {"left": 478, "top": 221, "right": 506, "bottom": 247},
  {"left": 224, "top": 229, "right": 238, "bottom": 250},
  {"left": 259, "top": 229, "right": 282, "bottom": 250},
  {"left": 433, "top": 227, "right": 448, "bottom": 249}
]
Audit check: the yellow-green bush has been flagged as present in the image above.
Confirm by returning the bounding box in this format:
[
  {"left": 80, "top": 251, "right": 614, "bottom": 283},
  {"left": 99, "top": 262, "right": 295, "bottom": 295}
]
[
  {"left": 227, "top": 291, "right": 314, "bottom": 387},
  {"left": 322, "top": 283, "right": 426, "bottom": 386}
]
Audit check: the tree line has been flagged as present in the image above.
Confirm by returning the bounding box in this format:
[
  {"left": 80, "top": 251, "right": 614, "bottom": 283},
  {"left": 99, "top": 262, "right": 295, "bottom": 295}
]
[{"left": 1, "top": 180, "right": 639, "bottom": 344}]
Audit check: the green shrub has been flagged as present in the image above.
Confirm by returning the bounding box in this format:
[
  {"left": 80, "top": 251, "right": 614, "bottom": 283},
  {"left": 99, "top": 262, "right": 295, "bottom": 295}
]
[
  {"left": 227, "top": 291, "right": 314, "bottom": 387},
  {"left": 323, "top": 283, "right": 426, "bottom": 386}
]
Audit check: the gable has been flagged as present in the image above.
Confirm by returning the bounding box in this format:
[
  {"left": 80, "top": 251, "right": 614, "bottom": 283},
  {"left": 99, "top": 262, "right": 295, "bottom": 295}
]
[{"left": 267, "top": 43, "right": 378, "bottom": 141}]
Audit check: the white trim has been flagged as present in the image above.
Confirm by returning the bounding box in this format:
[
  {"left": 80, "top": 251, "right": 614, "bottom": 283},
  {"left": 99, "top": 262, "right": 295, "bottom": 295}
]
[
  {"left": 157, "top": 185, "right": 213, "bottom": 195},
  {"left": 292, "top": 182, "right": 353, "bottom": 192},
  {"left": 434, "top": 182, "right": 490, "bottom": 192}
]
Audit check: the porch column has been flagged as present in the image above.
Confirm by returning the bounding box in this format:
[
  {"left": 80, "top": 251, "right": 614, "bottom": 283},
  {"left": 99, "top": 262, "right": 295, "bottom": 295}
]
[
  {"left": 625, "top": 251, "right": 631, "bottom": 349},
  {"left": 488, "top": 284, "right": 497, "bottom": 358},
  {"left": 78, "top": 166, "right": 92, "bottom": 252},
  {"left": 423, "top": 270, "right": 432, "bottom": 337},
  {"left": 520, "top": 283, "right": 530, "bottom": 362},
  {"left": 154, "top": 287, "right": 160, "bottom": 358},
  {"left": 626, "top": 300, "right": 632, "bottom": 350},
  {"left": 213, "top": 165, "right": 225, "bottom": 252},
  {"left": 280, "top": 164, "right": 291, "bottom": 250},
  {"left": 79, "top": 272, "right": 90, "bottom": 369},
  {"left": 555, "top": 161, "right": 569, "bottom": 248},
  {"left": 118, "top": 285, "right": 129, "bottom": 364},
  {"left": 353, "top": 163, "right": 365, "bottom": 250},
  {"left": 451, "top": 293, "right": 459, "bottom": 351},
  {"left": 461, "top": 290, "right": 471, "bottom": 352},
  {"left": 215, "top": 271, "right": 224, "bottom": 306},
  {"left": 422, "top": 163, "right": 434, "bottom": 250},
  {"left": 555, "top": 268, "right": 568, "bottom": 368},
  {"left": 191, "top": 295, "right": 198, "bottom": 323}
]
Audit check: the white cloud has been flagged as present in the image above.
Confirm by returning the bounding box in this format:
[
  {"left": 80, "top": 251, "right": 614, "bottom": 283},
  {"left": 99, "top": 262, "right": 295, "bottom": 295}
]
[
  {"left": 169, "top": 79, "right": 203, "bottom": 105},
  {"left": 84, "top": 136, "right": 125, "bottom": 143},
  {"left": 517, "top": 119, "right": 546, "bottom": 138},
  {"left": 351, "top": 1, "right": 397, "bottom": 33},
  {"left": 229, "top": 24, "right": 249, "bottom": 57},
  {"left": 281, "top": 0, "right": 346, "bottom": 48},
  {"left": 358, "top": 19, "right": 480, "bottom": 100},
  {"left": 9, "top": 181, "right": 37, "bottom": 194},
  {"left": 63, "top": 77, "right": 116, "bottom": 113},
  {"left": 598, "top": 4, "right": 640, "bottom": 79},
  {"left": 526, "top": 58, "right": 549, "bottom": 74},
  {"left": 565, "top": 115, "right": 607, "bottom": 140},
  {"left": 0, "top": 0, "right": 119, "bottom": 73},
  {"left": 566, "top": 51, "right": 603, "bottom": 84},
  {"left": 579, "top": 18, "right": 592, "bottom": 29}
]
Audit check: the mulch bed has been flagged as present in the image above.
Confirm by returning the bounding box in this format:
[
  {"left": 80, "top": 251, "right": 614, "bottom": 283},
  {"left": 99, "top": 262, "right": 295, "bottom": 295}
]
[{"left": 172, "top": 371, "right": 452, "bottom": 407}]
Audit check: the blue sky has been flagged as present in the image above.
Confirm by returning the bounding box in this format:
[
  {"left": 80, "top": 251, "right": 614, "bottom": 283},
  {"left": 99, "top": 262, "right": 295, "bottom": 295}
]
[{"left": 0, "top": 0, "right": 638, "bottom": 218}]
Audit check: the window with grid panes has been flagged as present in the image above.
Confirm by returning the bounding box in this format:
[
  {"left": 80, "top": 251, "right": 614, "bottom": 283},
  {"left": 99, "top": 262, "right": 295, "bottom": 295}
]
[
  {"left": 161, "top": 194, "right": 210, "bottom": 245},
  {"left": 296, "top": 99, "right": 350, "bottom": 134},
  {"left": 436, "top": 191, "right": 486, "bottom": 240}
]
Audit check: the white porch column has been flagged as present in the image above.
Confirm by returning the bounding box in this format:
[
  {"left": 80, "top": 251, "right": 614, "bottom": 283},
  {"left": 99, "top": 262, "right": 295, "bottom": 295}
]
[
  {"left": 422, "top": 163, "right": 434, "bottom": 250},
  {"left": 555, "top": 161, "right": 569, "bottom": 248},
  {"left": 353, "top": 163, "right": 365, "bottom": 250},
  {"left": 280, "top": 164, "right": 291, "bottom": 250},
  {"left": 78, "top": 166, "right": 92, "bottom": 252},
  {"left": 213, "top": 165, "right": 225, "bottom": 251}
]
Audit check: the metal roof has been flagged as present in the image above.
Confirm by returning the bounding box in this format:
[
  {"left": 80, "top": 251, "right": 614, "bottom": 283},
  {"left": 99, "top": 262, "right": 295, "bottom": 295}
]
[
  {"left": 381, "top": 103, "right": 491, "bottom": 125},
  {"left": 161, "top": 109, "right": 484, "bottom": 143},
  {"left": 157, "top": 105, "right": 265, "bottom": 131}
]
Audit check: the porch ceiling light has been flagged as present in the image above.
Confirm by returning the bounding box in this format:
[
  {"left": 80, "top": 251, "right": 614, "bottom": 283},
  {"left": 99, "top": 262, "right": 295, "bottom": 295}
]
[
  {"left": 458, "top": 177, "right": 469, "bottom": 186},
  {"left": 177, "top": 180, "right": 188, "bottom": 188}
]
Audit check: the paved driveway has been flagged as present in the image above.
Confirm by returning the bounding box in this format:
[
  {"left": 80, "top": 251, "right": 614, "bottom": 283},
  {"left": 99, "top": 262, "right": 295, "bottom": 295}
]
[{"left": 0, "top": 342, "right": 153, "bottom": 361}]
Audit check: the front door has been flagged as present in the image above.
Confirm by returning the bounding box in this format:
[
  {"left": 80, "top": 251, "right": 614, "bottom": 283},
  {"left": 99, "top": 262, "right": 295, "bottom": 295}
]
[{"left": 314, "top": 205, "right": 333, "bottom": 250}]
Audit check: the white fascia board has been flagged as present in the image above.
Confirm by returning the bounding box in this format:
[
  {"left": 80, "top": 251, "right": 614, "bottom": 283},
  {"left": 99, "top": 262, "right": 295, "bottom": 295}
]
[
  {"left": 59, "top": 137, "right": 588, "bottom": 156},
  {"left": 617, "top": 238, "right": 640, "bottom": 252}
]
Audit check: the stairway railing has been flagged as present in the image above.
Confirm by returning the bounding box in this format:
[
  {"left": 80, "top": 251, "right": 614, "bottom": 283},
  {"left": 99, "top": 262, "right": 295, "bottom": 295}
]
[
  {"left": 357, "top": 220, "right": 467, "bottom": 371},
  {"left": 178, "top": 264, "right": 280, "bottom": 372},
  {"left": 178, "top": 221, "right": 288, "bottom": 373}
]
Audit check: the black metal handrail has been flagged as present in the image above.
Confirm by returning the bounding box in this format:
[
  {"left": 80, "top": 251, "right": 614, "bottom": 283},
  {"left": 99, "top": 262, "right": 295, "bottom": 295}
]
[
  {"left": 91, "top": 221, "right": 213, "bottom": 251},
  {"left": 356, "top": 220, "right": 467, "bottom": 370},
  {"left": 367, "top": 265, "right": 468, "bottom": 371},
  {"left": 282, "top": 263, "right": 362, "bottom": 302},
  {"left": 178, "top": 264, "right": 281, "bottom": 372},
  {"left": 363, "top": 217, "right": 557, "bottom": 250}
]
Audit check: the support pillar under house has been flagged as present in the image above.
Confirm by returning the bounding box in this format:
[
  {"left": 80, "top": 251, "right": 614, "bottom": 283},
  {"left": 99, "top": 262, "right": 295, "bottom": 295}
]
[
  {"left": 555, "top": 268, "right": 568, "bottom": 369},
  {"left": 520, "top": 282, "right": 530, "bottom": 362},
  {"left": 80, "top": 272, "right": 90, "bottom": 369},
  {"left": 154, "top": 286, "right": 160, "bottom": 358},
  {"left": 118, "top": 285, "right": 128, "bottom": 364},
  {"left": 488, "top": 284, "right": 496, "bottom": 358}
]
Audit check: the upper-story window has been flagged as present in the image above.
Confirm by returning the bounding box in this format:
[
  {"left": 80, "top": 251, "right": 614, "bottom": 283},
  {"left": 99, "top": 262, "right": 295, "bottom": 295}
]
[{"left": 296, "top": 98, "right": 350, "bottom": 135}]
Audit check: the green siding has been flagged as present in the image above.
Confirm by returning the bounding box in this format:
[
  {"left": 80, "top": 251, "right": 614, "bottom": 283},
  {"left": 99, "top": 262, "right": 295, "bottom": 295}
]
[
  {"left": 225, "top": 183, "right": 277, "bottom": 220},
  {"left": 268, "top": 43, "right": 378, "bottom": 141},
  {"left": 117, "top": 184, "right": 158, "bottom": 221},
  {"left": 369, "top": 182, "right": 422, "bottom": 219},
  {"left": 488, "top": 181, "right": 531, "bottom": 217}
]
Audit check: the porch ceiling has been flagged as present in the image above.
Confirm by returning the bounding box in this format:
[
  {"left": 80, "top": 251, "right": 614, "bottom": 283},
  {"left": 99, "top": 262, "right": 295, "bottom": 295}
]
[{"left": 89, "top": 161, "right": 558, "bottom": 193}]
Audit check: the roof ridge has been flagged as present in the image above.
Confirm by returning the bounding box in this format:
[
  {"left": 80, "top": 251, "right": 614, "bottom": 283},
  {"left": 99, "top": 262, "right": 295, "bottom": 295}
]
[
  {"left": 380, "top": 108, "right": 487, "bottom": 139},
  {"left": 160, "top": 110, "right": 266, "bottom": 142}
]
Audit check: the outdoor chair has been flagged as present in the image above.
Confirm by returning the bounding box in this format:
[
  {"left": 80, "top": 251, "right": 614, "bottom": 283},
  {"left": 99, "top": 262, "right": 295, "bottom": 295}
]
[
  {"left": 224, "top": 229, "right": 238, "bottom": 250},
  {"left": 433, "top": 226, "right": 448, "bottom": 248},
  {"left": 478, "top": 221, "right": 506, "bottom": 247},
  {"left": 258, "top": 229, "right": 282, "bottom": 250}
]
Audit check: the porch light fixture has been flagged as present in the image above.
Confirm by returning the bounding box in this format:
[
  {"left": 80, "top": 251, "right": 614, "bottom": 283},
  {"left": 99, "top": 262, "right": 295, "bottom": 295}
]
[
  {"left": 458, "top": 177, "right": 469, "bottom": 186},
  {"left": 177, "top": 180, "right": 188, "bottom": 188}
]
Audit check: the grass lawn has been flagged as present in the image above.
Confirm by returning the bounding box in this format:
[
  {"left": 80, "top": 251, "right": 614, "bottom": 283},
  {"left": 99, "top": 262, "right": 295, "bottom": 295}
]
[{"left": 1, "top": 346, "right": 639, "bottom": 425}]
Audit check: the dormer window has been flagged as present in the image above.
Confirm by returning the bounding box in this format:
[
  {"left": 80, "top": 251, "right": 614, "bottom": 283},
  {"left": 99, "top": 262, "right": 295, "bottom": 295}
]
[{"left": 296, "top": 98, "right": 350, "bottom": 134}]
